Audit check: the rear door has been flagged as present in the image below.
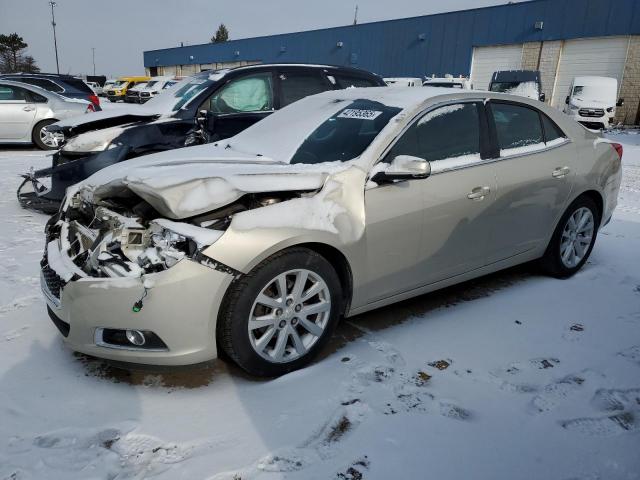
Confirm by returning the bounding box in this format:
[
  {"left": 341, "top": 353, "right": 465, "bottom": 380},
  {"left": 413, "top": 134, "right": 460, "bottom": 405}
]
[
  {"left": 485, "top": 101, "right": 574, "bottom": 260},
  {"left": 0, "top": 84, "right": 37, "bottom": 141},
  {"left": 202, "top": 70, "right": 276, "bottom": 140}
]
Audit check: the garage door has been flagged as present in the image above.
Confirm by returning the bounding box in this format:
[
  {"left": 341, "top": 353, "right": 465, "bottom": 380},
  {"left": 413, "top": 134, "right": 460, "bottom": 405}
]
[
  {"left": 470, "top": 44, "right": 523, "bottom": 90},
  {"left": 551, "top": 36, "right": 629, "bottom": 107}
]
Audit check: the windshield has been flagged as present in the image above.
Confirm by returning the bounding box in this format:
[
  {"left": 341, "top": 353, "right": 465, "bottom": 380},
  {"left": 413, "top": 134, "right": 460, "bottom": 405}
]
[
  {"left": 227, "top": 97, "right": 402, "bottom": 164},
  {"left": 145, "top": 81, "right": 158, "bottom": 88},
  {"left": 143, "top": 75, "right": 215, "bottom": 113},
  {"left": 113, "top": 80, "right": 128, "bottom": 87},
  {"left": 572, "top": 85, "right": 615, "bottom": 103},
  {"left": 490, "top": 81, "right": 522, "bottom": 93}
]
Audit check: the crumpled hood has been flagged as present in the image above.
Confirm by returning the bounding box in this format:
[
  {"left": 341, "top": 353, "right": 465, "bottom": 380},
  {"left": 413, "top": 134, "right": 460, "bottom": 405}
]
[
  {"left": 52, "top": 106, "right": 162, "bottom": 136},
  {"left": 73, "top": 143, "right": 351, "bottom": 219}
]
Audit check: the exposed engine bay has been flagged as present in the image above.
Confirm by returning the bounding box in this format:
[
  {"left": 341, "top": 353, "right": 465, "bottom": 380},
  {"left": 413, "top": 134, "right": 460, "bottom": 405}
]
[{"left": 45, "top": 190, "right": 302, "bottom": 279}]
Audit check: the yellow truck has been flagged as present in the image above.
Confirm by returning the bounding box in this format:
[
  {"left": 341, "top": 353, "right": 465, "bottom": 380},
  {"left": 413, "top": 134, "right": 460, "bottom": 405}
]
[{"left": 105, "top": 76, "right": 150, "bottom": 103}]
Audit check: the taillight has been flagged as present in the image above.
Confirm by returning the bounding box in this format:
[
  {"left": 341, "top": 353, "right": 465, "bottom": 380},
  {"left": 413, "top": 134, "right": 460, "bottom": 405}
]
[
  {"left": 88, "top": 94, "right": 100, "bottom": 107},
  {"left": 611, "top": 142, "right": 623, "bottom": 160}
]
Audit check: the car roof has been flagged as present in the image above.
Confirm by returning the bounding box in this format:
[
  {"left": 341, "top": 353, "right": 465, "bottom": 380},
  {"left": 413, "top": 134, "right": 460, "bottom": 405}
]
[
  {"left": 0, "top": 72, "right": 80, "bottom": 80},
  {"left": 218, "top": 63, "right": 381, "bottom": 77},
  {"left": 491, "top": 70, "right": 540, "bottom": 82}
]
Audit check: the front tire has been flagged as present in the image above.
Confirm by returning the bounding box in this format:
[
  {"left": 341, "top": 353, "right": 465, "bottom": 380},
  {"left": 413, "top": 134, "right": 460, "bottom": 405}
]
[
  {"left": 540, "top": 196, "right": 600, "bottom": 278},
  {"left": 218, "top": 248, "right": 342, "bottom": 377},
  {"left": 32, "top": 119, "right": 62, "bottom": 150}
]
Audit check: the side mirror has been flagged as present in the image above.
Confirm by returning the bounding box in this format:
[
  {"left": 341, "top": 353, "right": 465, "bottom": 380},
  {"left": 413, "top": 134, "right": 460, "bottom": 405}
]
[
  {"left": 539, "top": 92, "right": 546, "bottom": 102},
  {"left": 617, "top": 98, "right": 624, "bottom": 107},
  {"left": 197, "top": 109, "right": 216, "bottom": 132},
  {"left": 565, "top": 96, "right": 570, "bottom": 105},
  {"left": 371, "top": 155, "right": 431, "bottom": 184}
]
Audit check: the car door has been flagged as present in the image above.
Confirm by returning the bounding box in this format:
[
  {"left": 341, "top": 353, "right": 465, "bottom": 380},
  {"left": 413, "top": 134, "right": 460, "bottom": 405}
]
[
  {"left": 203, "top": 70, "right": 275, "bottom": 140},
  {"left": 363, "top": 101, "right": 498, "bottom": 303},
  {"left": 485, "top": 101, "right": 574, "bottom": 261},
  {"left": 0, "top": 84, "right": 37, "bottom": 141}
]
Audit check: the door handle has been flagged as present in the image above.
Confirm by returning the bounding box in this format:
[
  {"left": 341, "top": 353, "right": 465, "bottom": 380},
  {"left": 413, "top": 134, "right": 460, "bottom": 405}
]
[
  {"left": 552, "top": 166, "right": 571, "bottom": 178},
  {"left": 467, "top": 186, "right": 491, "bottom": 201},
  {"left": 22, "top": 106, "right": 35, "bottom": 112}
]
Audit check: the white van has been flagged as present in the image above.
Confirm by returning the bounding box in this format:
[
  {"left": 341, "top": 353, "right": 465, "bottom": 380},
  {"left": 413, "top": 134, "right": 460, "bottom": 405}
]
[
  {"left": 423, "top": 76, "right": 472, "bottom": 89},
  {"left": 564, "top": 76, "right": 623, "bottom": 130},
  {"left": 137, "top": 76, "right": 179, "bottom": 103}
]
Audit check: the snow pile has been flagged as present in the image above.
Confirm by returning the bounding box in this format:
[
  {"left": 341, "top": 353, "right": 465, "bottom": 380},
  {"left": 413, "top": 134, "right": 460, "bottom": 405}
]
[{"left": 504, "top": 81, "right": 539, "bottom": 99}]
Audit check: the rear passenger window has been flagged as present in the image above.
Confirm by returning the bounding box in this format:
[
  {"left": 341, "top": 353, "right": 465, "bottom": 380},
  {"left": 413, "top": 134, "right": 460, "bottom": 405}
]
[
  {"left": 334, "top": 75, "right": 379, "bottom": 89},
  {"left": 387, "top": 103, "right": 481, "bottom": 167},
  {"left": 541, "top": 114, "right": 566, "bottom": 144},
  {"left": 279, "top": 72, "right": 330, "bottom": 107},
  {"left": 491, "top": 103, "right": 544, "bottom": 155}
]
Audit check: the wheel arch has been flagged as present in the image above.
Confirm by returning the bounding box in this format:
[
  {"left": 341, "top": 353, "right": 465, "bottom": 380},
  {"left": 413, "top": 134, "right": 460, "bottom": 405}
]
[{"left": 573, "top": 189, "right": 603, "bottom": 222}]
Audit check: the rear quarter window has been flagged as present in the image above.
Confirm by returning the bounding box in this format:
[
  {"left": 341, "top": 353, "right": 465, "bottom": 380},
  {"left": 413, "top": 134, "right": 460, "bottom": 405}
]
[{"left": 541, "top": 114, "right": 566, "bottom": 144}]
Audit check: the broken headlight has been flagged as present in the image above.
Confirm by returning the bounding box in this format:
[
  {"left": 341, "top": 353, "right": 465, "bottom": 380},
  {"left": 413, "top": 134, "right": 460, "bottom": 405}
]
[
  {"left": 136, "top": 220, "right": 224, "bottom": 273},
  {"left": 61, "top": 129, "right": 123, "bottom": 153}
]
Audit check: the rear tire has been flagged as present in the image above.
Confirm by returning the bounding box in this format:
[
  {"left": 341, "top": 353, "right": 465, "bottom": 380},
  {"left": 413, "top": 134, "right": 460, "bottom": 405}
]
[
  {"left": 218, "top": 248, "right": 342, "bottom": 377},
  {"left": 539, "top": 196, "right": 600, "bottom": 278},
  {"left": 32, "top": 119, "right": 61, "bottom": 150}
]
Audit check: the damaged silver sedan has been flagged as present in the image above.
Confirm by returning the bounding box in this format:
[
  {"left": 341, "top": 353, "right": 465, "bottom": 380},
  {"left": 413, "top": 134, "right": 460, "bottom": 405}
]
[{"left": 41, "top": 87, "right": 622, "bottom": 376}]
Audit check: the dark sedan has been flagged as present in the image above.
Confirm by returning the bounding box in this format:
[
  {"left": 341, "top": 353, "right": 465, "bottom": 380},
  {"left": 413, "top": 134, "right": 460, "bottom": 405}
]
[{"left": 18, "top": 64, "right": 386, "bottom": 213}]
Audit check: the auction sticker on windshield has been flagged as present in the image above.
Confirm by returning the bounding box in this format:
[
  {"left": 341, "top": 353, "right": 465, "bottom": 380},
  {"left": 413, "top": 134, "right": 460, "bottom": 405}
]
[{"left": 338, "top": 109, "right": 383, "bottom": 120}]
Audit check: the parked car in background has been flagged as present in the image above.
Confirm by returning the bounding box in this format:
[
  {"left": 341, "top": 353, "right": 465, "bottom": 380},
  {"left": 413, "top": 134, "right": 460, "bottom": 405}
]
[
  {"left": 40, "top": 87, "right": 621, "bottom": 376},
  {"left": 489, "top": 70, "right": 545, "bottom": 102},
  {"left": 105, "top": 76, "right": 150, "bottom": 102},
  {"left": 18, "top": 64, "right": 386, "bottom": 212},
  {"left": 384, "top": 77, "right": 423, "bottom": 87},
  {"left": 0, "top": 80, "right": 91, "bottom": 150},
  {"left": 100, "top": 79, "right": 117, "bottom": 97},
  {"left": 0, "top": 72, "right": 102, "bottom": 111},
  {"left": 423, "top": 75, "right": 472, "bottom": 89},
  {"left": 138, "top": 76, "right": 179, "bottom": 103},
  {"left": 124, "top": 82, "right": 148, "bottom": 103},
  {"left": 85, "top": 81, "right": 103, "bottom": 96},
  {"left": 563, "top": 76, "right": 623, "bottom": 130}
]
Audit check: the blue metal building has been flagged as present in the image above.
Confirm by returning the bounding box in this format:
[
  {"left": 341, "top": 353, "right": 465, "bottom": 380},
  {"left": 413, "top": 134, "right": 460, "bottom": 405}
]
[{"left": 143, "top": 0, "right": 640, "bottom": 78}]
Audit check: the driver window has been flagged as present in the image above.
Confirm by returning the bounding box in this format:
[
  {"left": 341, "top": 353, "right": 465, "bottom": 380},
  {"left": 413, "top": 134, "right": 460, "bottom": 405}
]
[
  {"left": 204, "top": 73, "right": 274, "bottom": 114},
  {"left": 385, "top": 103, "right": 481, "bottom": 169}
]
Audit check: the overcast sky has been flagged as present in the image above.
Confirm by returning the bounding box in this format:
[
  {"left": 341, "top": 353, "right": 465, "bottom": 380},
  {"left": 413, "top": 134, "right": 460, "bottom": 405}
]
[{"left": 1, "top": 0, "right": 521, "bottom": 77}]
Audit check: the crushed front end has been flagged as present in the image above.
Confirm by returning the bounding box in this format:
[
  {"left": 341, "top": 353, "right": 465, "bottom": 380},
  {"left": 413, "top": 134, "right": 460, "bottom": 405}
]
[{"left": 41, "top": 190, "right": 236, "bottom": 365}]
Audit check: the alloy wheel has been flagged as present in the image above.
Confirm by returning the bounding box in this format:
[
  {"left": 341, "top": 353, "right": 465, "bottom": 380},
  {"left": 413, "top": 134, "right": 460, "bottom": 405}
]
[
  {"left": 248, "top": 269, "right": 331, "bottom": 363},
  {"left": 40, "top": 127, "right": 64, "bottom": 148},
  {"left": 560, "top": 206, "right": 594, "bottom": 268}
]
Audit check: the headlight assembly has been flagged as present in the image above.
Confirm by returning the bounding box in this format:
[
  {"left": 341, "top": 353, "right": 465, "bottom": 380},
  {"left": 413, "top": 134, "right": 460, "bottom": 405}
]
[{"left": 61, "top": 129, "right": 124, "bottom": 153}]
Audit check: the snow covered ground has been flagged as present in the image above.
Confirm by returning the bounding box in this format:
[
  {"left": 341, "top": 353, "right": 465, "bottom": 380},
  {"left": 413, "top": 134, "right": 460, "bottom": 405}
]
[{"left": 0, "top": 130, "right": 639, "bottom": 480}]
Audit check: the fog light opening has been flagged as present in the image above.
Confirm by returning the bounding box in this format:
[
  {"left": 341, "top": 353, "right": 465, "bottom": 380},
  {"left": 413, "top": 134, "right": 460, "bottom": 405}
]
[{"left": 126, "top": 329, "right": 146, "bottom": 346}]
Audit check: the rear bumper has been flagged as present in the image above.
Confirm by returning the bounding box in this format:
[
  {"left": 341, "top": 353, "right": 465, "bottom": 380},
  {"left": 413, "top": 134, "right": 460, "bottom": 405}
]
[{"left": 42, "top": 241, "right": 234, "bottom": 365}]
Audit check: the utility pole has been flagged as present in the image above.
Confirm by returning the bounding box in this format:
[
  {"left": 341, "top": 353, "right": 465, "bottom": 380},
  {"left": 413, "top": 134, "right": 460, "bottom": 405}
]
[
  {"left": 353, "top": 5, "right": 359, "bottom": 25},
  {"left": 91, "top": 47, "right": 96, "bottom": 75},
  {"left": 49, "top": 1, "right": 60, "bottom": 74}
]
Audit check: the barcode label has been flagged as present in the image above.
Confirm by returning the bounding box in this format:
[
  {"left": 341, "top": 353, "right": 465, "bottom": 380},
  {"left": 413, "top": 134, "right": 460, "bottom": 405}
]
[{"left": 337, "top": 109, "right": 383, "bottom": 120}]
